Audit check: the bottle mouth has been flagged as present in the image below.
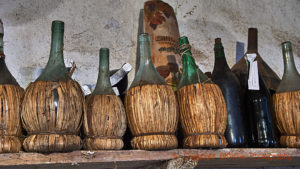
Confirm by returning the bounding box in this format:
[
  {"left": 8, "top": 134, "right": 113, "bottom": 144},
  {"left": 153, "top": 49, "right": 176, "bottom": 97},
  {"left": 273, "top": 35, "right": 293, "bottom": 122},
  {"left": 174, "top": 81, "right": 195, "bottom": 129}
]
[
  {"left": 215, "top": 38, "right": 221, "bottom": 44},
  {"left": 282, "top": 41, "right": 292, "bottom": 51},
  {"left": 179, "top": 36, "right": 189, "bottom": 45},
  {"left": 100, "top": 48, "right": 109, "bottom": 55},
  {"left": 138, "top": 33, "right": 150, "bottom": 42},
  {"left": 52, "top": 20, "right": 64, "bottom": 33}
]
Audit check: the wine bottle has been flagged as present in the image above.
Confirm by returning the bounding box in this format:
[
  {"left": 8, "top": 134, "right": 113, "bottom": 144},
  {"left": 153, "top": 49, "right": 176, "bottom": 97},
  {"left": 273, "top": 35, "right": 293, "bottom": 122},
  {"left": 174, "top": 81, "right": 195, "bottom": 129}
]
[
  {"left": 211, "top": 38, "right": 248, "bottom": 147},
  {"left": 273, "top": 42, "right": 300, "bottom": 148},
  {"left": 0, "top": 19, "right": 24, "bottom": 153},
  {"left": 177, "top": 36, "right": 228, "bottom": 148},
  {"left": 244, "top": 28, "right": 277, "bottom": 147}
]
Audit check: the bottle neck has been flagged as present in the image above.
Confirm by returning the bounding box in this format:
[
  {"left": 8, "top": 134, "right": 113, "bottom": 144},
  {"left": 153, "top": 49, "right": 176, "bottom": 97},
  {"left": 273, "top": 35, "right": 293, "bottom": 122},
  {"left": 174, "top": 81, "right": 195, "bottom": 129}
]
[
  {"left": 93, "top": 49, "right": 114, "bottom": 95},
  {"left": 139, "top": 37, "right": 153, "bottom": 69},
  {"left": 36, "top": 21, "right": 70, "bottom": 82},
  {"left": 247, "top": 28, "right": 258, "bottom": 53},
  {"left": 0, "top": 34, "right": 3, "bottom": 55},
  {"left": 47, "top": 31, "right": 64, "bottom": 68},
  {"left": 282, "top": 45, "right": 298, "bottom": 77},
  {"left": 214, "top": 43, "right": 230, "bottom": 71}
]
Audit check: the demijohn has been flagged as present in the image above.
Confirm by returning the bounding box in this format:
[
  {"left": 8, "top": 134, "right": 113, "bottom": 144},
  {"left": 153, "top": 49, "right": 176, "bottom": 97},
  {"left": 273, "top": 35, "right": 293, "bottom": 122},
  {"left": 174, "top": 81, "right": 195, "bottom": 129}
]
[
  {"left": 21, "top": 21, "right": 85, "bottom": 152},
  {"left": 273, "top": 42, "right": 300, "bottom": 147},
  {"left": 242, "top": 28, "right": 276, "bottom": 147},
  {"left": 0, "top": 19, "right": 24, "bottom": 153},
  {"left": 125, "top": 33, "right": 178, "bottom": 150},
  {"left": 211, "top": 38, "right": 248, "bottom": 147},
  {"left": 176, "top": 36, "right": 227, "bottom": 148},
  {"left": 83, "top": 48, "right": 127, "bottom": 150}
]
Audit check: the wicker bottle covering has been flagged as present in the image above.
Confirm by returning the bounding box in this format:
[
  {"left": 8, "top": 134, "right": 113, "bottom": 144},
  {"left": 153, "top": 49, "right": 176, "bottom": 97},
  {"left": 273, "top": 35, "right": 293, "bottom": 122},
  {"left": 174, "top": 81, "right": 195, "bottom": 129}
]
[{"left": 177, "top": 83, "right": 228, "bottom": 148}]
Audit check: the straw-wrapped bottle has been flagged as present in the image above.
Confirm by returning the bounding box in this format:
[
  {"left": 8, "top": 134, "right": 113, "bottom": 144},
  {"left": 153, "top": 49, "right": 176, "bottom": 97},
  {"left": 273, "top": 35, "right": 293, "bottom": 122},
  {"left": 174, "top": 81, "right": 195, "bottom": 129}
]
[
  {"left": 83, "top": 48, "right": 127, "bottom": 150},
  {"left": 0, "top": 19, "right": 24, "bottom": 153},
  {"left": 125, "top": 33, "right": 178, "bottom": 150},
  {"left": 273, "top": 42, "right": 300, "bottom": 147},
  {"left": 21, "top": 21, "right": 85, "bottom": 152},
  {"left": 177, "top": 36, "right": 227, "bottom": 148}
]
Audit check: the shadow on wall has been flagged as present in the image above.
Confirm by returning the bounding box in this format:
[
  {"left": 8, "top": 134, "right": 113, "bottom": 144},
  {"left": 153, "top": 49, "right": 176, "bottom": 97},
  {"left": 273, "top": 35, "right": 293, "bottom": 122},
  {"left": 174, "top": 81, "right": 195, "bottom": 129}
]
[
  {"left": 0, "top": 0, "right": 62, "bottom": 26},
  {"left": 180, "top": 19, "right": 237, "bottom": 71}
]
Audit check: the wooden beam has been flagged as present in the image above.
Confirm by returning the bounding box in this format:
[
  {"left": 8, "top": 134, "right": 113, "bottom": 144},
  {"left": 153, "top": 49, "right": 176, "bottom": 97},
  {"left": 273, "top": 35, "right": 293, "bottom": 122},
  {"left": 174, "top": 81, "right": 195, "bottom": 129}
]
[{"left": 0, "top": 149, "right": 299, "bottom": 169}]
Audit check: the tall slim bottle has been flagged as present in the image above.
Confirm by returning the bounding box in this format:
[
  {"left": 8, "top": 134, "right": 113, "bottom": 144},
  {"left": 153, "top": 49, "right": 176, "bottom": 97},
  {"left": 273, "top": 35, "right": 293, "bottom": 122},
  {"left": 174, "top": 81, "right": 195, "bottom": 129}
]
[
  {"left": 244, "top": 28, "right": 276, "bottom": 147},
  {"left": 211, "top": 38, "right": 248, "bottom": 147}
]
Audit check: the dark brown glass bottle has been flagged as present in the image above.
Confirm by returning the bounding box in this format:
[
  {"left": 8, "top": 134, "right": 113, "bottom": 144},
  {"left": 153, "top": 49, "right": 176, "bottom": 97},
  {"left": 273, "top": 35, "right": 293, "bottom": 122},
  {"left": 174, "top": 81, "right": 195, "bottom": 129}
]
[
  {"left": 211, "top": 38, "right": 248, "bottom": 147},
  {"left": 243, "top": 28, "right": 276, "bottom": 147}
]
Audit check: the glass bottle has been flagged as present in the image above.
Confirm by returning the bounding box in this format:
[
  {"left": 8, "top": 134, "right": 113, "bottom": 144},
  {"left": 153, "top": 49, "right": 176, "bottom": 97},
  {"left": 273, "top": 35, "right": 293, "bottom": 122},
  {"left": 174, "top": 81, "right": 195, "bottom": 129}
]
[
  {"left": 211, "top": 38, "right": 248, "bottom": 147},
  {"left": 21, "top": 20, "right": 83, "bottom": 153},
  {"left": 177, "top": 37, "right": 210, "bottom": 90},
  {"left": 0, "top": 19, "right": 23, "bottom": 153},
  {"left": 125, "top": 33, "right": 178, "bottom": 150},
  {"left": 36, "top": 20, "right": 70, "bottom": 82},
  {"left": 244, "top": 29, "right": 277, "bottom": 147},
  {"left": 276, "top": 42, "right": 300, "bottom": 93},
  {"left": 84, "top": 48, "right": 126, "bottom": 150}
]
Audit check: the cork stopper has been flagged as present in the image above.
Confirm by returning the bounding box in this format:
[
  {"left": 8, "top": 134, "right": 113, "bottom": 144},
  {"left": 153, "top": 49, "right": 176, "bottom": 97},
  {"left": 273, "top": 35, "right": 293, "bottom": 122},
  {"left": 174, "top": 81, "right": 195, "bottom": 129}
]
[
  {"left": 0, "top": 19, "right": 3, "bottom": 34},
  {"left": 247, "top": 28, "right": 258, "bottom": 52},
  {"left": 215, "top": 38, "right": 221, "bottom": 44}
]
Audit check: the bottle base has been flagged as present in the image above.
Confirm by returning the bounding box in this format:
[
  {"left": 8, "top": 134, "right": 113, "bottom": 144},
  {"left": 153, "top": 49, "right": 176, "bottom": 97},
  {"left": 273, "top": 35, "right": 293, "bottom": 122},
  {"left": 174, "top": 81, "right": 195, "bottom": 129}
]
[
  {"left": 84, "top": 138, "right": 124, "bottom": 150},
  {"left": 0, "top": 136, "right": 22, "bottom": 153},
  {"left": 23, "top": 134, "right": 82, "bottom": 153},
  {"left": 281, "top": 136, "right": 300, "bottom": 148},
  {"left": 131, "top": 134, "right": 178, "bottom": 150},
  {"left": 183, "top": 134, "right": 227, "bottom": 148}
]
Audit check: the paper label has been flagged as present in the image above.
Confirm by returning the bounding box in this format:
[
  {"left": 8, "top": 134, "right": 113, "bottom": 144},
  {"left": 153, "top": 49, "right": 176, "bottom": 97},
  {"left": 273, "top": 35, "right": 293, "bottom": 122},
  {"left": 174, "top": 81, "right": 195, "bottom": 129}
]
[
  {"left": 246, "top": 54, "right": 260, "bottom": 90},
  {"left": 112, "top": 87, "right": 120, "bottom": 96}
]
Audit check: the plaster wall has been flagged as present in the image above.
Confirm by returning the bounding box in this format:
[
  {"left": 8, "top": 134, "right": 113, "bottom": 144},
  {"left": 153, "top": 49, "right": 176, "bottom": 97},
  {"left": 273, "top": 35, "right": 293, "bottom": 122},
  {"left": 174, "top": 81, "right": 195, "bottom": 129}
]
[{"left": 0, "top": 0, "right": 299, "bottom": 88}]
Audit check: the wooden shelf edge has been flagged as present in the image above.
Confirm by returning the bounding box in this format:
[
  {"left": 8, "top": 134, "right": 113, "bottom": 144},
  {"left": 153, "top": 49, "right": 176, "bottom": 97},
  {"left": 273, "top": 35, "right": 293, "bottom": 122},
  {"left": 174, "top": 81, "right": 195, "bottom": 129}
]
[{"left": 0, "top": 148, "right": 300, "bottom": 168}]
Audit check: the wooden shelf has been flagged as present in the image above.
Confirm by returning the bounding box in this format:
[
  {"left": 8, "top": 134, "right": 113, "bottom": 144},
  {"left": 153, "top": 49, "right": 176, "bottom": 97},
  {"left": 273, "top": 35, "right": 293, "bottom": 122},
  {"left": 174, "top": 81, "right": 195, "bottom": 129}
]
[{"left": 0, "top": 148, "right": 299, "bottom": 169}]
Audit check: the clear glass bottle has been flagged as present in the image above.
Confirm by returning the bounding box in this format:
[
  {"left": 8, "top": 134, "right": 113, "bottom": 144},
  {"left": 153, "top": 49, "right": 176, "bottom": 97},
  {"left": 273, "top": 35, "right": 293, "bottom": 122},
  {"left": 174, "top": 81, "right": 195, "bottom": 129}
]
[
  {"left": 276, "top": 42, "right": 300, "bottom": 93},
  {"left": 211, "top": 38, "right": 248, "bottom": 147}
]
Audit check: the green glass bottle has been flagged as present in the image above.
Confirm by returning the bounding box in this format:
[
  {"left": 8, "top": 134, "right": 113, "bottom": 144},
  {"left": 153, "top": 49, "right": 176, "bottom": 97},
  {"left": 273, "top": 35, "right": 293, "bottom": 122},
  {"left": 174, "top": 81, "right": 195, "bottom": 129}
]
[
  {"left": 125, "top": 33, "right": 178, "bottom": 150},
  {"left": 177, "top": 37, "right": 210, "bottom": 90},
  {"left": 177, "top": 36, "right": 228, "bottom": 148},
  {"left": 0, "top": 19, "right": 24, "bottom": 153},
  {"left": 84, "top": 48, "right": 126, "bottom": 150},
  {"left": 21, "top": 21, "right": 84, "bottom": 153},
  {"left": 0, "top": 20, "right": 19, "bottom": 85},
  {"left": 211, "top": 38, "right": 248, "bottom": 147},
  {"left": 272, "top": 41, "right": 300, "bottom": 148},
  {"left": 276, "top": 42, "right": 300, "bottom": 93}
]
